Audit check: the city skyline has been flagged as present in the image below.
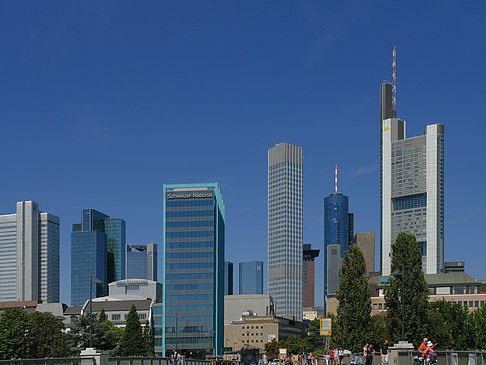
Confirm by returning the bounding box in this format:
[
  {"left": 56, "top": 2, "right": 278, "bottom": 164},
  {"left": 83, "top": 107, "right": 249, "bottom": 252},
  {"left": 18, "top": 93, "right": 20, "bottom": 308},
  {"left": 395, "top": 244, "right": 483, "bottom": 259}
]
[{"left": 0, "top": 2, "right": 485, "bottom": 306}]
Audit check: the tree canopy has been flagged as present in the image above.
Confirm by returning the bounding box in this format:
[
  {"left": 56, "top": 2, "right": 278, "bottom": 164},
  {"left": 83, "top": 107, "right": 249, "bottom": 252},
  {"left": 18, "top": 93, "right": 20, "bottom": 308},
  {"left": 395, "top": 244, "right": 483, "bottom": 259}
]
[
  {"left": 118, "top": 305, "right": 145, "bottom": 357},
  {"left": 384, "top": 232, "right": 429, "bottom": 347},
  {"left": 0, "top": 308, "right": 28, "bottom": 359},
  {"left": 333, "top": 245, "right": 371, "bottom": 352}
]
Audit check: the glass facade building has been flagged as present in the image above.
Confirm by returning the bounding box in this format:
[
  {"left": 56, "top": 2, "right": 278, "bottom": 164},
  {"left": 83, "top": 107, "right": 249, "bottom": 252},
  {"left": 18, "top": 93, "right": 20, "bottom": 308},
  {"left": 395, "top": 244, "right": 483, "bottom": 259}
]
[
  {"left": 239, "top": 261, "right": 263, "bottom": 295},
  {"left": 126, "top": 243, "right": 157, "bottom": 281},
  {"left": 268, "top": 142, "right": 303, "bottom": 321},
  {"left": 0, "top": 201, "right": 60, "bottom": 303},
  {"left": 162, "top": 184, "right": 225, "bottom": 358},
  {"left": 71, "top": 209, "right": 126, "bottom": 306},
  {"left": 324, "top": 192, "right": 351, "bottom": 301},
  {"left": 224, "top": 261, "right": 233, "bottom": 295},
  {"left": 380, "top": 82, "right": 444, "bottom": 275}
]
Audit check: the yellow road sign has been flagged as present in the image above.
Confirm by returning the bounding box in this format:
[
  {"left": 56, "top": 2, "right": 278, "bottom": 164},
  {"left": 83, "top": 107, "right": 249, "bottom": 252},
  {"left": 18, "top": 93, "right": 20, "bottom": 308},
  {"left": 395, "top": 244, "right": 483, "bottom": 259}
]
[{"left": 320, "top": 318, "right": 331, "bottom": 336}]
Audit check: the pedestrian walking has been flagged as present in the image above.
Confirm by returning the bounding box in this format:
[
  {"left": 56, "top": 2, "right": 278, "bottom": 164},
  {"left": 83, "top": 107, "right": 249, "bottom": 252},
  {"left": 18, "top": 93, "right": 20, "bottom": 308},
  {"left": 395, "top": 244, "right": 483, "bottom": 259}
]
[{"left": 380, "top": 340, "right": 389, "bottom": 365}]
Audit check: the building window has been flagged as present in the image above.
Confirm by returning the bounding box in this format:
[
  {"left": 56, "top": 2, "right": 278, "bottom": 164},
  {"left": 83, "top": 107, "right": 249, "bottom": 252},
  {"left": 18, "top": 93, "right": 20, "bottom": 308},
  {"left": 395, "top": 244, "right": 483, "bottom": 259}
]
[
  {"left": 475, "top": 301, "right": 479, "bottom": 307},
  {"left": 139, "top": 314, "right": 146, "bottom": 320},
  {"left": 469, "top": 301, "right": 473, "bottom": 307},
  {"left": 111, "top": 314, "right": 121, "bottom": 321}
]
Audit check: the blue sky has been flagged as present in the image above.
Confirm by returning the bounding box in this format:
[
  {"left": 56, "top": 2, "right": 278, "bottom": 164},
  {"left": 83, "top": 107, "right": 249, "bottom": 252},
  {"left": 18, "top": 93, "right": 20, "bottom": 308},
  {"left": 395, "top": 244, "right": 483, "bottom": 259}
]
[{"left": 1, "top": 1, "right": 485, "bottom": 306}]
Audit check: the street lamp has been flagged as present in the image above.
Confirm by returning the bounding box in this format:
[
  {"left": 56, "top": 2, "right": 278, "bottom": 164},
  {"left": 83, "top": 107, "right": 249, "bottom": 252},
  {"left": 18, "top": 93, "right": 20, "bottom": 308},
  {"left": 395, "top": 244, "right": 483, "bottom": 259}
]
[
  {"left": 392, "top": 266, "right": 405, "bottom": 341},
  {"left": 89, "top": 276, "right": 103, "bottom": 348},
  {"left": 175, "top": 313, "right": 182, "bottom": 353}
]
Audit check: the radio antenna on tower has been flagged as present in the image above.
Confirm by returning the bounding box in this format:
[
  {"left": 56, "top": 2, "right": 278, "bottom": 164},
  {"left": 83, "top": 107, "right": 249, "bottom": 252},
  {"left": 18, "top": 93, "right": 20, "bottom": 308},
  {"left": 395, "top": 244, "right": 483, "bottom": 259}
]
[
  {"left": 392, "top": 46, "right": 397, "bottom": 113},
  {"left": 335, "top": 164, "right": 338, "bottom": 193}
]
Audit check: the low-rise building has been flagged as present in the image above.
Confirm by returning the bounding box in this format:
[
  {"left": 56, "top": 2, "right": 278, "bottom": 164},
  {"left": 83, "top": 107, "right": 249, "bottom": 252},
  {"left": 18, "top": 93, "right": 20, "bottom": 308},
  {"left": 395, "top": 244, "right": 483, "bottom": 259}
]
[{"left": 224, "top": 294, "right": 274, "bottom": 324}]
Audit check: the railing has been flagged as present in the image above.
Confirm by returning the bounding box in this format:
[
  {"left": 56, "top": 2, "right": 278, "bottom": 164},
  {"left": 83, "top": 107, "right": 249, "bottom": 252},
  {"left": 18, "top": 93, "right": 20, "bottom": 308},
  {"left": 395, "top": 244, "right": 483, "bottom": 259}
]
[
  {"left": 0, "top": 359, "right": 95, "bottom": 365},
  {"left": 348, "top": 351, "right": 486, "bottom": 365},
  {"left": 107, "top": 358, "right": 211, "bottom": 365}
]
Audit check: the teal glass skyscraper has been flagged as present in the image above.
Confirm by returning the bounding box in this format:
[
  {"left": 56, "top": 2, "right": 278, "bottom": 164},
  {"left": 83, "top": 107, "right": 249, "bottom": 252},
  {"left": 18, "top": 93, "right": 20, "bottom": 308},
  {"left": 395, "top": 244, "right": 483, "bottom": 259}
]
[
  {"left": 161, "top": 183, "right": 225, "bottom": 358},
  {"left": 71, "top": 209, "right": 126, "bottom": 306}
]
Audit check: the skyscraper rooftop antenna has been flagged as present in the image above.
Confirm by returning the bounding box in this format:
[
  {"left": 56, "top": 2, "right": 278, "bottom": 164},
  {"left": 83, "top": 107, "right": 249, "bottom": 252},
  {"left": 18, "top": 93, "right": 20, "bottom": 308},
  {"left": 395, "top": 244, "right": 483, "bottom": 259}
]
[
  {"left": 335, "top": 164, "right": 338, "bottom": 193},
  {"left": 392, "top": 46, "right": 397, "bottom": 113}
]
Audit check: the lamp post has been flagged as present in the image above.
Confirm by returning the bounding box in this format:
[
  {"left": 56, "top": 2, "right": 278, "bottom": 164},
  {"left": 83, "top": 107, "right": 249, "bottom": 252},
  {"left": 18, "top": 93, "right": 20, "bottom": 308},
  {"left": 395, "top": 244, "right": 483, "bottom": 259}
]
[
  {"left": 89, "top": 276, "right": 103, "bottom": 348},
  {"left": 175, "top": 313, "right": 182, "bottom": 353},
  {"left": 392, "top": 266, "right": 405, "bottom": 341}
]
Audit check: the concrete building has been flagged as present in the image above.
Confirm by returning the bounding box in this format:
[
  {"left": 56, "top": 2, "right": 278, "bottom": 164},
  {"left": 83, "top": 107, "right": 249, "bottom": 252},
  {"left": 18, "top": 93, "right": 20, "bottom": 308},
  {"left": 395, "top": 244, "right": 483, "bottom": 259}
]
[
  {"left": 445, "top": 261, "right": 465, "bottom": 273},
  {"left": 225, "top": 261, "right": 234, "bottom": 295},
  {"left": 326, "top": 244, "right": 340, "bottom": 298},
  {"left": 162, "top": 184, "right": 225, "bottom": 358},
  {"left": 268, "top": 142, "right": 303, "bottom": 321},
  {"left": 380, "top": 82, "right": 444, "bottom": 276},
  {"left": 224, "top": 294, "right": 274, "bottom": 323},
  {"left": 302, "top": 244, "right": 319, "bottom": 308},
  {"left": 224, "top": 315, "right": 304, "bottom": 356},
  {"left": 126, "top": 243, "right": 157, "bottom": 281},
  {"left": 354, "top": 233, "right": 375, "bottom": 276},
  {"left": 239, "top": 261, "right": 263, "bottom": 295},
  {"left": 71, "top": 209, "right": 126, "bottom": 306},
  {"left": 0, "top": 201, "right": 60, "bottom": 303}
]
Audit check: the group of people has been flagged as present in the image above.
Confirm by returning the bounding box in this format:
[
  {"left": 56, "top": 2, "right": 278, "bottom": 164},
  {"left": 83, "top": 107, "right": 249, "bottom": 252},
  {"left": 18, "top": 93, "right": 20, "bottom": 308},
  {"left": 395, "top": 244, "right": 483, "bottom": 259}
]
[
  {"left": 170, "top": 351, "right": 183, "bottom": 365},
  {"left": 325, "top": 348, "right": 344, "bottom": 365},
  {"left": 418, "top": 338, "right": 437, "bottom": 364}
]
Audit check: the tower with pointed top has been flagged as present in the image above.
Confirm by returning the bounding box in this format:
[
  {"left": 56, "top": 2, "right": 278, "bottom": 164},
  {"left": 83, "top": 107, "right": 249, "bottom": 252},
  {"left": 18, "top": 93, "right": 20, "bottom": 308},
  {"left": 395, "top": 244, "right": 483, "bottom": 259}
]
[
  {"left": 324, "top": 165, "right": 353, "bottom": 308},
  {"left": 380, "top": 47, "right": 444, "bottom": 276}
]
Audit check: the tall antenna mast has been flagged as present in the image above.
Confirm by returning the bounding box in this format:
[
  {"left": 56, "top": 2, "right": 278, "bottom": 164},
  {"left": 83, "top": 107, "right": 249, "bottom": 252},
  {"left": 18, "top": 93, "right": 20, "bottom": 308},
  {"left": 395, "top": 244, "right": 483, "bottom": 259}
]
[
  {"left": 392, "top": 46, "right": 397, "bottom": 113},
  {"left": 335, "top": 164, "right": 338, "bottom": 193}
]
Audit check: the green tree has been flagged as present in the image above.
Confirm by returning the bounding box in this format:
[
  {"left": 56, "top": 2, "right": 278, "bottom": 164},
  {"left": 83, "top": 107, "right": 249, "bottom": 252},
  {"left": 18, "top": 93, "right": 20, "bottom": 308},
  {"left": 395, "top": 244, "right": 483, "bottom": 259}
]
[
  {"left": 119, "top": 305, "right": 144, "bottom": 356},
  {"left": 67, "top": 312, "right": 122, "bottom": 355},
  {"left": 0, "top": 308, "right": 28, "bottom": 359},
  {"left": 468, "top": 304, "right": 486, "bottom": 349},
  {"left": 369, "top": 312, "right": 391, "bottom": 349},
  {"left": 333, "top": 245, "right": 371, "bottom": 353},
  {"left": 26, "top": 312, "right": 70, "bottom": 358},
  {"left": 143, "top": 320, "right": 154, "bottom": 356},
  {"left": 304, "top": 319, "right": 326, "bottom": 355},
  {"left": 428, "top": 300, "right": 470, "bottom": 350},
  {"left": 384, "top": 232, "right": 429, "bottom": 347},
  {"left": 98, "top": 308, "right": 107, "bottom": 323},
  {"left": 264, "top": 338, "right": 280, "bottom": 360}
]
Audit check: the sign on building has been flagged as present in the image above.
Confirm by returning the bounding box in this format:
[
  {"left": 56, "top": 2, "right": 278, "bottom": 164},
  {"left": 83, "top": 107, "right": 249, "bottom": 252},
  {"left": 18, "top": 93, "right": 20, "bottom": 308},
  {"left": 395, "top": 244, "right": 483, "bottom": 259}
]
[{"left": 279, "top": 348, "right": 287, "bottom": 361}]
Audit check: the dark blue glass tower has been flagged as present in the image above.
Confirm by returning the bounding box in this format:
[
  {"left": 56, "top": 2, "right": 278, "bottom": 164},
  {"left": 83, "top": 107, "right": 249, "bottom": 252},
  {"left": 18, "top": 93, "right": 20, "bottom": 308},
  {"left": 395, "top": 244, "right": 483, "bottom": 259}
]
[
  {"left": 224, "top": 261, "right": 233, "bottom": 295},
  {"left": 324, "top": 192, "right": 350, "bottom": 301},
  {"left": 161, "top": 184, "right": 224, "bottom": 358},
  {"left": 239, "top": 261, "right": 263, "bottom": 294},
  {"left": 71, "top": 209, "right": 126, "bottom": 306}
]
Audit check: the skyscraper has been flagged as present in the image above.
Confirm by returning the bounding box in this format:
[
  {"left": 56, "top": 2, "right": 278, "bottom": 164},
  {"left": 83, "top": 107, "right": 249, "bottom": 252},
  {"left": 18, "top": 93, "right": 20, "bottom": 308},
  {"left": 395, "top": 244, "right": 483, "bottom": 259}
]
[
  {"left": 71, "top": 209, "right": 126, "bottom": 306},
  {"left": 380, "top": 81, "right": 444, "bottom": 275},
  {"left": 0, "top": 201, "right": 59, "bottom": 303},
  {"left": 126, "top": 243, "right": 157, "bottom": 281},
  {"left": 224, "top": 261, "right": 233, "bottom": 295},
  {"left": 162, "top": 183, "right": 225, "bottom": 357},
  {"left": 323, "top": 177, "right": 352, "bottom": 300},
  {"left": 268, "top": 142, "right": 303, "bottom": 320},
  {"left": 239, "top": 261, "right": 263, "bottom": 295},
  {"left": 354, "top": 232, "right": 375, "bottom": 276},
  {"left": 302, "top": 244, "right": 319, "bottom": 308}
]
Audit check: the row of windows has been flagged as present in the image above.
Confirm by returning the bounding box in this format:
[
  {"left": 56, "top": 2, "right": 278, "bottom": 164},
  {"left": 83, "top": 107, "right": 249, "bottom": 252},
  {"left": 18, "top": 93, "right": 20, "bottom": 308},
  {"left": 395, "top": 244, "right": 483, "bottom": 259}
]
[
  {"left": 392, "top": 194, "right": 427, "bottom": 211},
  {"left": 166, "top": 241, "right": 214, "bottom": 249},
  {"left": 166, "top": 220, "right": 214, "bottom": 228},
  {"left": 165, "top": 337, "right": 213, "bottom": 344},
  {"left": 166, "top": 272, "right": 213, "bottom": 281},
  {"left": 166, "top": 210, "right": 214, "bottom": 218},
  {"left": 166, "top": 251, "right": 214, "bottom": 260},
  {"left": 165, "top": 315, "right": 213, "bottom": 323},
  {"left": 166, "top": 200, "right": 214, "bottom": 207},
  {"left": 166, "top": 262, "right": 214, "bottom": 270},
  {"left": 153, "top": 325, "right": 214, "bottom": 336},
  {"left": 166, "top": 283, "right": 214, "bottom": 291},
  {"left": 166, "top": 231, "right": 214, "bottom": 238},
  {"left": 165, "top": 294, "right": 213, "bottom": 302},
  {"left": 111, "top": 313, "right": 146, "bottom": 321},
  {"left": 166, "top": 304, "right": 213, "bottom": 313}
]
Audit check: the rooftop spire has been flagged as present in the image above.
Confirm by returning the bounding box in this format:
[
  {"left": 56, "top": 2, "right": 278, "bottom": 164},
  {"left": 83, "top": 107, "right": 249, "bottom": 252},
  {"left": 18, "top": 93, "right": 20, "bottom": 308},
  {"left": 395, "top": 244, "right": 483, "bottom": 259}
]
[
  {"left": 392, "top": 46, "right": 397, "bottom": 113},
  {"left": 335, "top": 164, "right": 338, "bottom": 193}
]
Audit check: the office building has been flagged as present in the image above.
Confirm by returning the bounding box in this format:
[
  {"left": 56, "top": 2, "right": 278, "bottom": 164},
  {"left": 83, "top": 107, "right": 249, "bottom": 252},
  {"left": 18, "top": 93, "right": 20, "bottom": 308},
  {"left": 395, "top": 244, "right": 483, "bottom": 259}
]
[
  {"left": 225, "top": 261, "right": 234, "bottom": 295},
  {"left": 326, "top": 244, "right": 340, "bottom": 297},
  {"left": 354, "top": 233, "right": 375, "bottom": 276},
  {"left": 380, "top": 80, "right": 444, "bottom": 275},
  {"left": 302, "top": 244, "right": 319, "bottom": 308},
  {"left": 268, "top": 142, "right": 303, "bottom": 320},
  {"left": 0, "top": 201, "right": 60, "bottom": 303},
  {"left": 239, "top": 261, "right": 263, "bottom": 295},
  {"left": 126, "top": 243, "right": 157, "bottom": 281},
  {"left": 162, "top": 183, "right": 225, "bottom": 357},
  {"left": 445, "top": 261, "right": 465, "bottom": 273},
  {"left": 324, "top": 171, "right": 352, "bottom": 301},
  {"left": 224, "top": 294, "right": 274, "bottom": 323},
  {"left": 71, "top": 209, "right": 126, "bottom": 306}
]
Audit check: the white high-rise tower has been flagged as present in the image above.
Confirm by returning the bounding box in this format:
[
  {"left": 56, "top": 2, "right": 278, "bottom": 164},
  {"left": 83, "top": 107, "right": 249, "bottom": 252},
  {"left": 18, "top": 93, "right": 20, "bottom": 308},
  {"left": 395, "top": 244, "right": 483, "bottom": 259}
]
[{"left": 268, "top": 142, "right": 303, "bottom": 320}]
